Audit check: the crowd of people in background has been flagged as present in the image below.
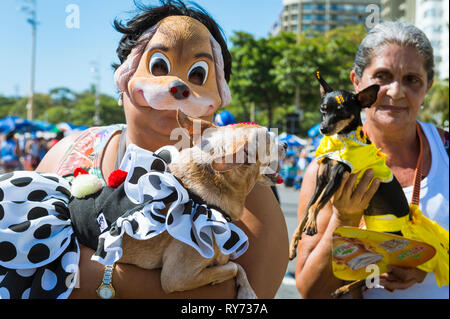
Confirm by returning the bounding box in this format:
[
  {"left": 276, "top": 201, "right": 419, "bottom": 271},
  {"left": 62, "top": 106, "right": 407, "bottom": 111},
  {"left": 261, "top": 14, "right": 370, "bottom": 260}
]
[
  {"left": 280, "top": 146, "right": 313, "bottom": 189},
  {"left": 0, "top": 130, "right": 65, "bottom": 173}
]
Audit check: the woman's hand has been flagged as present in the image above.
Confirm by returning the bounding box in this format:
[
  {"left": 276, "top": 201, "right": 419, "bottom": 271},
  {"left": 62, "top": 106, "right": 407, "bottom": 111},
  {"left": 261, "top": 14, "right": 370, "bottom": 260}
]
[
  {"left": 379, "top": 265, "right": 427, "bottom": 292},
  {"left": 331, "top": 169, "right": 380, "bottom": 226}
]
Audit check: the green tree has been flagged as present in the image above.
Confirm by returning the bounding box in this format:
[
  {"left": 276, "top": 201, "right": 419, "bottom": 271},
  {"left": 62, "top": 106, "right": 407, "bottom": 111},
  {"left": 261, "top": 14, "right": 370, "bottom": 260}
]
[
  {"left": 45, "top": 106, "right": 71, "bottom": 124},
  {"left": 49, "top": 87, "right": 76, "bottom": 107},
  {"left": 0, "top": 95, "right": 17, "bottom": 118},
  {"left": 1, "top": 87, "right": 125, "bottom": 127},
  {"left": 46, "top": 87, "right": 77, "bottom": 123},
  {"left": 70, "top": 87, "right": 124, "bottom": 126},
  {"left": 420, "top": 78, "right": 449, "bottom": 129},
  {"left": 229, "top": 31, "right": 296, "bottom": 128},
  {"left": 272, "top": 25, "right": 366, "bottom": 134},
  {"left": 7, "top": 94, "right": 53, "bottom": 120}
]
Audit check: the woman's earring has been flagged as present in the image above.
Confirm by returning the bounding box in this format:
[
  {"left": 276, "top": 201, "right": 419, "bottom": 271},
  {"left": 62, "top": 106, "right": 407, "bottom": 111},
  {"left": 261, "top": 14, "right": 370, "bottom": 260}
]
[{"left": 118, "top": 92, "right": 124, "bottom": 106}]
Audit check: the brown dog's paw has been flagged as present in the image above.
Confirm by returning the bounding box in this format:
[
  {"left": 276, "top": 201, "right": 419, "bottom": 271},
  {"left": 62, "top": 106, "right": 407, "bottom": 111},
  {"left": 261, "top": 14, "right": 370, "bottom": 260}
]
[
  {"left": 289, "top": 238, "right": 299, "bottom": 260},
  {"left": 302, "top": 215, "right": 318, "bottom": 236},
  {"left": 289, "top": 218, "right": 308, "bottom": 259},
  {"left": 235, "top": 263, "right": 257, "bottom": 299},
  {"left": 237, "top": 285, "right": 257, "bottom": 299}
]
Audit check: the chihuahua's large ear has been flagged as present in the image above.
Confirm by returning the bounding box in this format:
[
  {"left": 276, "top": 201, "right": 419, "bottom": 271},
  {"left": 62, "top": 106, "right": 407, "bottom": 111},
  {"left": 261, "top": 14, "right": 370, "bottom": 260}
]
[
  {"left": 211, "top": 142, "right": 247, "bottom": 172},
  {"left": 176, "top": 109, "right": 216, "bottom": 145},
  {"left": 316, "top": 70, "right": 334, "bottom": 97},
  {"left": 356, "top": 84, "right": 380, "bottom": 108}
]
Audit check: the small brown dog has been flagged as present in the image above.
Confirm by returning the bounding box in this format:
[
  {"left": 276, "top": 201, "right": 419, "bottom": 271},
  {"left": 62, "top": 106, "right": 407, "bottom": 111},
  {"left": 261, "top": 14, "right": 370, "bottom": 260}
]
[{"left": 119, "top": 110, "right": 286, "bottom": 298}]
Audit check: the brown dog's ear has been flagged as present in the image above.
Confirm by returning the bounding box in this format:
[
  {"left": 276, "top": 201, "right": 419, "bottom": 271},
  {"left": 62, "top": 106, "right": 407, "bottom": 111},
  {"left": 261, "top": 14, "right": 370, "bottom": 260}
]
[
  {"left": 211, "top": 159, "right": 243, "bottom": 172},
  {"left": 356, "top": 84, "right": 380, "bottom": 108},
  {"left": 211, "top": 142, "right": 249, "bottom": 172},
  {"left": 176, "top": 109, "right": 216, "bottom": 144}
]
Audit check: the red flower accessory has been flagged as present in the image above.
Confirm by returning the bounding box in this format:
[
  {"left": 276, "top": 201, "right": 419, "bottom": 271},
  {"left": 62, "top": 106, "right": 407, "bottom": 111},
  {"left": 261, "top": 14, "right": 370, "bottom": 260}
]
[
  {"left": 74, "top": 167, "right": 89, "bottom": 177},
  {"left": 107, "top": 169, "right": 128, "bottom": 188}
]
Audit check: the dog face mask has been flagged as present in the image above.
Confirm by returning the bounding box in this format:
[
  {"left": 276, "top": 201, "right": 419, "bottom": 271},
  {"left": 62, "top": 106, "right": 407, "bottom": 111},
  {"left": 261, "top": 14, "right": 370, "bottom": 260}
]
[{"left": 114, "top": 16, "right": 231, "bottom": 118}]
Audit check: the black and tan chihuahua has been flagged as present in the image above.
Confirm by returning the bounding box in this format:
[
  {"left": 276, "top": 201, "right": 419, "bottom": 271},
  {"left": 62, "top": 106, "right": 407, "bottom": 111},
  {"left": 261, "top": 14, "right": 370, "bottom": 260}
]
[{"left": 289, "top": 71, "right": 411, "bottom": 265}]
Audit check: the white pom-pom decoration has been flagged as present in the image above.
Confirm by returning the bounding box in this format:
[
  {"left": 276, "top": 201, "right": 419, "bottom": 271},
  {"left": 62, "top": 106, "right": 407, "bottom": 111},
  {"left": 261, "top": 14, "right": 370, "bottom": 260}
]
[{"left": 71, "top": 174, "right": 103, "bottom": 198}]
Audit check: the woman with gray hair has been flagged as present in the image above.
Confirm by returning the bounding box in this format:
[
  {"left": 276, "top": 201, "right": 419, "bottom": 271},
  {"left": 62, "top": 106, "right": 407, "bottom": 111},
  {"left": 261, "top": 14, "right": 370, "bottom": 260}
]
[{"left": 294, "top": 21, "right": 449, "bottom": 299}]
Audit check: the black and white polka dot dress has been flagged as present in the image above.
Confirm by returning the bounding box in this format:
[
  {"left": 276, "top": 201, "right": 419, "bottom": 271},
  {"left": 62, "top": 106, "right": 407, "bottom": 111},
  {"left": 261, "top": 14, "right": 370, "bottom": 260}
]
[
  {"left": 0, "top": 172, "right": 79, "bottom": 299},
  {"left": 0, "top": 144, "right": 249, "bottom": 299}
]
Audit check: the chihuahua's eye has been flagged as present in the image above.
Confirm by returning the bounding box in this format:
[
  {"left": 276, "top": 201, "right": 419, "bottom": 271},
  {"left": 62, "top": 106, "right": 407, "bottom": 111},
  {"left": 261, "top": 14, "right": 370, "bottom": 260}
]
[
  {"left": 149, "top": 52, "right": 171, "bottom": 76},
  {"left": 188, "top": 61, "right": 209, "bottom": 85}
]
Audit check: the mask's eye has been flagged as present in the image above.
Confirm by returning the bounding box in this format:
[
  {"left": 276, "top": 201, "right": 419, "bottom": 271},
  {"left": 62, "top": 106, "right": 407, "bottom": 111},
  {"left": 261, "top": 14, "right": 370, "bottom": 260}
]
[
  {"left": 187, "top": 61, "right": 209, "bottom": 85},
  {"left": 149, "top": 52, "right": 170, "bottom": 76}
]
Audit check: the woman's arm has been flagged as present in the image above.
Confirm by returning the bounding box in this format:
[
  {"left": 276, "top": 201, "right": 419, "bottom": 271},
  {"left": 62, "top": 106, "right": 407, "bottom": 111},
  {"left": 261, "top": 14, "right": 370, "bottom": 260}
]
[
  {"left": 295, "top": 160, "right": 379, "bottom": 298},
  {"left": 294, "top": 161, "right": 343, "bottom": 298},
  {"left": 36, "top": 131, "right": 83, "bottom": 173},
  {"left": 69, "top": 244, "right": 236, "bottom": 299},
  {"left": 235, "top": 183, "right": 289, "bottom": 298}
]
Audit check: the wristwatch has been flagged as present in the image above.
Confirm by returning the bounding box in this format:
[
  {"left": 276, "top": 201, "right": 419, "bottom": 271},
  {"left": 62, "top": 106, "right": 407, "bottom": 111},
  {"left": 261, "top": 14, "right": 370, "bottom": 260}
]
[{"left": 97, "top": 264, "right": 116, "bottom": 299}]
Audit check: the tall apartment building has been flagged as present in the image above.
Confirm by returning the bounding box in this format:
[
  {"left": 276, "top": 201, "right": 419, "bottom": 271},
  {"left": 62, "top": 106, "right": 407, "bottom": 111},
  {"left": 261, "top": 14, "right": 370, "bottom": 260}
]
[
  {"left": 270, "top": 0, "right": 449, "bottom": 80},
  {"left": 415, "top": 0, "right": 449, "bottom": 79},
  {"left": 272, "top": 0, "right": 382, "bottom": 35}
]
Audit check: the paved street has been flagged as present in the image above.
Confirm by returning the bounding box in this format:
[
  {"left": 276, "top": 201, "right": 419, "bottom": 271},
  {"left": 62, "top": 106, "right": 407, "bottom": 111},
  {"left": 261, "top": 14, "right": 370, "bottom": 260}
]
[{"left": 274, "top": 184, "right": 302, "bottom": 299}]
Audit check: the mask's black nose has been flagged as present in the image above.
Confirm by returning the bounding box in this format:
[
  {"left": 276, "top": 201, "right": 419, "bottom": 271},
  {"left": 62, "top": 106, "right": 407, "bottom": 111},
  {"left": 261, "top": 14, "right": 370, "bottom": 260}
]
[
  {"left": 281, "top": 142, "right": 288, "bottom": 150},
  {"left": 169, "top": 80, "right": 190, "bottom": 100}
]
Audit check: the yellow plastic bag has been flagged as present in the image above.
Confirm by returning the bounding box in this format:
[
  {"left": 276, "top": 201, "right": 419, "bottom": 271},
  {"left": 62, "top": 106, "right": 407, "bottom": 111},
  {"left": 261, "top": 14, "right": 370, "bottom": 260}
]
[
  {"left": 364, "top": 204, "right": 449, "bottom": 287},
  {"left": 332, "top": 226, "right": 436, "bottom": 282}
]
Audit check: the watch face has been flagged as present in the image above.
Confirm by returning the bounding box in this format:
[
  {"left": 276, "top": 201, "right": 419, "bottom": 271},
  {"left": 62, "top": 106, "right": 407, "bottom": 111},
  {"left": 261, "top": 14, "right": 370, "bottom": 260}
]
[{"left": 98, "top": 286, "right": 114, "bottom": 299}]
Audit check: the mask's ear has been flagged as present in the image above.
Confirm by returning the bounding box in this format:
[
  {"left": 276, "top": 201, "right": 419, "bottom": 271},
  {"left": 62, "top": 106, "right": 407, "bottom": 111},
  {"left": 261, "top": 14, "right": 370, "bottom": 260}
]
[
  {"left": 210, "top": 36, "right": 231, "bottom": 108},
  {"left": 356, "top": 84, "right": 380, "bottom": 108},
  {"left": 316, "top": 70, "right": 334, "bottom": 97},
  {"left": 176, "top": 109, "right": 216, "bottom": 146},
  {"left": 114, "top": 25, "right": 158, "bottom": 93}
]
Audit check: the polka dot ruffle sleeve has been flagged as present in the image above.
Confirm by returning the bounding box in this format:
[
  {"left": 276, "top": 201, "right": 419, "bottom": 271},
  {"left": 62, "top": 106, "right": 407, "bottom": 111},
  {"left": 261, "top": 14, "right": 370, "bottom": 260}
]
[{"left": 0, "top": 172, "right": 79, "bottom": 299}]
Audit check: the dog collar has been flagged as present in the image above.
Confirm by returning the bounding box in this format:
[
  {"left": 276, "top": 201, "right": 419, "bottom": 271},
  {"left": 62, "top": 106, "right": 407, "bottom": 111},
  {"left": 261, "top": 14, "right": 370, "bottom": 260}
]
[{"left": 187, "top": 190, "right": 232, "bottom": 222}]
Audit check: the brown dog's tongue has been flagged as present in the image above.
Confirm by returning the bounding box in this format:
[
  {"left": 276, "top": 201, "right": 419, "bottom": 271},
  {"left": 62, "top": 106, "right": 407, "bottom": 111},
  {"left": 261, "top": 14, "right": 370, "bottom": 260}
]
[{"left": 276, "top": 175, "right": 284, "bottom": 184}]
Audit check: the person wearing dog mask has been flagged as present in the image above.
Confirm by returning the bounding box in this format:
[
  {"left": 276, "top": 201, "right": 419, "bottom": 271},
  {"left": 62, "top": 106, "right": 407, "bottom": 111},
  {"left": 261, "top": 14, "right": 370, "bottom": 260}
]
[
  {"left": 294, "top": 21, "right": 448, "bottom": 299},
  {"left": 35, "top": 1, "right": 288, "bottom": 299}
]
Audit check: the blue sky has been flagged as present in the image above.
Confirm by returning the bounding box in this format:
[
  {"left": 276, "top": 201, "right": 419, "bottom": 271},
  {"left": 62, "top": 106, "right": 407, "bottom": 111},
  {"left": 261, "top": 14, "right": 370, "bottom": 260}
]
[{"left": 0, "top": 0, "right": 283, "bottom": 99}]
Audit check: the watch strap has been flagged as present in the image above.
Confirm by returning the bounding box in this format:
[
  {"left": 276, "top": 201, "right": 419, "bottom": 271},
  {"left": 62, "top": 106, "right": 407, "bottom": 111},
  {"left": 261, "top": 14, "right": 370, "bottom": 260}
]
[
  {"left": 97, "top": 264, "right": 115, "bottom": 299},
  {"left": 103, "top": 264, "right": 114, "bottom": 285}
]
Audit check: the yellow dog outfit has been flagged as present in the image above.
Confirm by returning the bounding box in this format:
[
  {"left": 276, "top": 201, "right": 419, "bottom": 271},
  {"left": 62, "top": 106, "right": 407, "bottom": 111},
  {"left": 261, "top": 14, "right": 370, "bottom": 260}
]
[
  {"left": 316, "top": 126, "right": 449, "bottom": 287},
  {"left": 315, "top": 126, "right": 393, "bottom": 184}
]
